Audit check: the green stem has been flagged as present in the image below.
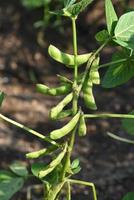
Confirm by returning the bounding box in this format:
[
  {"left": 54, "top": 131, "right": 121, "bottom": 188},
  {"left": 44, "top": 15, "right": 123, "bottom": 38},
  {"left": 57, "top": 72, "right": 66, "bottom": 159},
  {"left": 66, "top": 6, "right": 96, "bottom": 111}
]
[
  {"left": 107, "top": 132, "right": 134, "bottom": 144},
  {"left": 72, "top": 17, "right": 78, "bottom": 115},
  {"left": 66, "top": 182, "right": 71, "bottom": 200},
  {"left": 69, "top": 179, "right": 97, "bottom": 200},
  {"left": 0, "top": 113, "right": 59, "bottom": 147},
  {"left": 99, "top": 58, "right": 127, "bottom": 68},
  {"left": 78, "top": 38, "right": 110, "bottom": 94},
  {"left": 84, "top": 113, "right": 134, "bottom": 119},
  {"left": 60, "top": 128, "right": 76, "bottom": 181}
]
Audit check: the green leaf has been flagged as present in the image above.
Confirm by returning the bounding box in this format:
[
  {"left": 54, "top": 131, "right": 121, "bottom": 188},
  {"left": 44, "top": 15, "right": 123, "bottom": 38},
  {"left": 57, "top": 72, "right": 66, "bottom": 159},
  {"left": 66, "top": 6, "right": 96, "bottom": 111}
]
[
  {"left": 72, "top": 166, "right": 81, "bottom": 174},
  {"left": 105, "top": 0, "right": 118, "bottom": 35},
  {"left": 102, "top": 50, "right": 134, "bottom": 88},
  {"left": 9, "top": 162, "right": 28, "bottom": 177},
  {"left": 122, "top": 192, "right": 134, "bottom": 200},
  {"left": 95, "top": 29, "right": 110, "bottom": 43},
  {"left": 0, "top": 178, "right": 24, "bottom": 200},
  {"left": 71, "top": 159, "right": 80, "bottom": 169},
  {"left": 0, "top": 171, "right": 16, "bottom": 181},
  {"left": 64, "top": 0, "right": 76, "bottom": 7},
  {"left": 114, "top": 11, "right": 134, "bottom": 49},
  {"left": 122, "top": 111, "right": 134, "bottom": 136},
  {"left": 31, "top": 163, "right": 47, "bottom": 178},
  {"left": 0, "top": 92, "right": 5, "bottom": 107},
  {"left": 66, "top": 0, "right": 94, "bottom": 17},
  {"left": 22, "top": 0, "right": 46, "bottom": 8}
]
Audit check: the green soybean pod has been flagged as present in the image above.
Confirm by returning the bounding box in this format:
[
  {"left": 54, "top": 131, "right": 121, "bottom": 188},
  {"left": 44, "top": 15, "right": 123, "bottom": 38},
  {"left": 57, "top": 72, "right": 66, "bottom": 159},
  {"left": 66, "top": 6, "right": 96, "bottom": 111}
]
[
  {"left": 0, "top": 92, "right": 5, "bottom": 107},
  {"left": 39, "top": 143, "right": 67, "bottom": 178},
  {"left": 83, "top": 79, "right": 97, "bottom": 110},
  {"left": 36, "top": 84, "right": 71, "bottom": 96},
  {"left": 78, "top": 113, "right": 87, "bottom": 137},
  {"left": 48, "top": 45, "right": 91, "bottom": 67},
  {"left": 50, "top": 111, "right": 80, "bottom": 140},
  {"left": 90, "top": 56, "right": 100, "bottom": 85},
  {"left": 56, "top": 109, "right": 72, "bottom": 120},
  {"left": 50, "top": 93, "right": 73, "bottom": 120},
  {"left": 26, "top": 145, "right": 58, "bottom": 159}
]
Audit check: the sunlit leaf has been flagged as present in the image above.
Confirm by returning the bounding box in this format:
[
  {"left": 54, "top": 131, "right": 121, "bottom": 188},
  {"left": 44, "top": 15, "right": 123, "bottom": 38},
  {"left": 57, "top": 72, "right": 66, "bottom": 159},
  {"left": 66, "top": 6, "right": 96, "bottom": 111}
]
[
  {"left": 66, "top": 0, "right": 94, "bottom": 17},
  {"left": 114, "top": 11, "right": 134, "bottom": 49},
  {"left": 9, "top": 162, "right": 28, "bottom": 177},
  {"left": 105, "top": 0, "right": 118, "bottom": 35}
]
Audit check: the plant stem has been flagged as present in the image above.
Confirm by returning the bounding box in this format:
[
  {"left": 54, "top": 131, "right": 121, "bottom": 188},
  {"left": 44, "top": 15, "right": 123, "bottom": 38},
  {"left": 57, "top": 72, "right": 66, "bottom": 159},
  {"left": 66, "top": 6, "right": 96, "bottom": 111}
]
[
  {"left": 84, "top": 113, "right": 134, "bottom": 119},
  {"left": 72, "top": 17, "right": 78, "bottom": 115},
  {"left": 99, "top": 58, "right": 127, "bottom": 68},
  {"left": 69, "top": 179, "right": 97, "bottom": 200},
  {"left": 0, "top": 113, "right": 59, "bottom": 147},
  {"left": 107, "top": 132, "right": 134, "bottom": 144},
  {"left": 66, "top": 181, "right": 71, "bottom": 200},
  {"left": 60, "top": 128, "right": 76, "bottom": 181},
  {"left": 78, "top": 38, "right": 110, "bottom": 94}
]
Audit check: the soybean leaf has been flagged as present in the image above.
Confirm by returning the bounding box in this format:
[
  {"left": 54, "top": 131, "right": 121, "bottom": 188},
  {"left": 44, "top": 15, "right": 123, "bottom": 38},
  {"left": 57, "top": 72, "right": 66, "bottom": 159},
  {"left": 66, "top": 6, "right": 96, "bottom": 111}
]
[
  {"left": 31, "top": 163, "right": 47, "bottom": 177},
  {"left": 0, "top": 92, "right": 5, "bottom": 107},
  {"left": 105, "top": 0, "right": 118, "bottom": 35},
  {"left": 122, "top": 192, "right": 134, "bottom": 200},
  {"left": 122, "top": 111, "right": 134, "bottom": 136},
  {"left": 102, "top": 50, "right": 134, "bottom": 88},
  {"left": 66, "top": 0, "right": 94, "bottom": 17},
  {"left": 114, "top": 11, "right": 134, "bottom": 49},
  {"left": 64, "top": 0, "right": 76, "bottom": 7},
  {"left": 72, "top": 166, "right": 81, "bottom": 174},
  {"left": 0, "top": 178, "right": 24, "bottom": 200},
  {"left": 9, "top": 162, "right": 28, "bottom": 177},
  {"left": 22, "top": 0, "right": 47, "bottom": 9},
  {"left": 95, "top": 29, "right": 110, "bottom": 43},
  {"left": 0, "top": 171, "right": 16, "bottom": 181},
  {"left": 71, "top": 159, "right": 80, "bottom": 169}
]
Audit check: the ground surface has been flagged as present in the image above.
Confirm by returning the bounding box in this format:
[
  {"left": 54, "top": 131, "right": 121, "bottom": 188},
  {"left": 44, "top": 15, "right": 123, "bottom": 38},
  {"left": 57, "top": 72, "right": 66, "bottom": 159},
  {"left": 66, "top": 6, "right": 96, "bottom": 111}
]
[{"left": 0, "top": 0, "right": 134, "bottom": 200}]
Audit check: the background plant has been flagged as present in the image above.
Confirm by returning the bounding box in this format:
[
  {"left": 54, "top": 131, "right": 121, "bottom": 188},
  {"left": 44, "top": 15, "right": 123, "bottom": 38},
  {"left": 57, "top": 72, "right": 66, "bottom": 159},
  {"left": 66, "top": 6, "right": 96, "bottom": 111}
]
[
  {"left": 21, "top": 0, "right": 64, "bottom": 47},
  {"left": 0, "top": 0, "right": 134, "bottom": 199}
]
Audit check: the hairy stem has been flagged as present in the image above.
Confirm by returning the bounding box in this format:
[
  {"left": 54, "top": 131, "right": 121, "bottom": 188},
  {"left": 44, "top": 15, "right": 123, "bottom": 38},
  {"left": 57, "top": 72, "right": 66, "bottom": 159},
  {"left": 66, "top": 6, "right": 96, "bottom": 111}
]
[
  {"left": 69, "top": 179, "right": 97, "bottom": 200},
  {"left": 84, "top": 113, "right": 134, "bottom": 119},
  {"left": 72, "top": 17, "right": 78, "bottom": 115},
  {"left": 0, "top": 114, "right": 59, "bottom": 147},
  {"left": 99, "top": 58, "right": 127, "bottom": 68},
  {"left": 66, "top": 182, "right": 71, "bottom": 200}
]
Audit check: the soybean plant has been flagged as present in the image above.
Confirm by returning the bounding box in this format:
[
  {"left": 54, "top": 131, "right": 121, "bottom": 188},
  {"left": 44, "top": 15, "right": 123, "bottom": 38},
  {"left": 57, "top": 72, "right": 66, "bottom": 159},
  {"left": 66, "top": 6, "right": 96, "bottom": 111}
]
[{"left": 0, "top": 0, "right": 134, "bottom": 200}]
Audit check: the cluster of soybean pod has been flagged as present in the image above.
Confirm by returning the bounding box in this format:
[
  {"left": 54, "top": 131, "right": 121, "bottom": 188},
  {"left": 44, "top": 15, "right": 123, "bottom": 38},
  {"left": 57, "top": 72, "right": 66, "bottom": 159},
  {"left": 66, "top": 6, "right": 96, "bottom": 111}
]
[
  {"left": 0, "top": 0, "right": 118, "bottom": 199},
  {"left": 30, "top": 0, "right": 101, "bottom": 199}
]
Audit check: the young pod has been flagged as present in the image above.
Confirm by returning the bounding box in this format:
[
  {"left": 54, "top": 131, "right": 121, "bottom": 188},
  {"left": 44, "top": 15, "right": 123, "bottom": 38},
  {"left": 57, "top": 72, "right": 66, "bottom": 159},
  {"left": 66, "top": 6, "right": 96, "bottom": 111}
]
[
  {"left": 50, "top": 111, "right": 80, "bottom": 140},
  {"left": 56, "top": 109, "right": 72, "bottom": 120},
  {"left": 83, "top": 79, "right": 97, "bottom": 110},
  {"left": 39, "top": 143, "right": 67, "bottom": 178},
  {"left": 36, "top": 83, "right": 71, "bottom": 96},
  {"left": 26, "top": 145, "right": 57, "bottom": 159},
  {"left": 50, "top": 93, "right": 73, "bottom": 120},
  {"left": 78, "top": 113, "right": 87, "bottom": 137},
  {"left": 90, "top": 56, "right": 100, "bottom": 85},
  {"left": 48, "top": 45, "right": 91, "bottom": 67}
]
